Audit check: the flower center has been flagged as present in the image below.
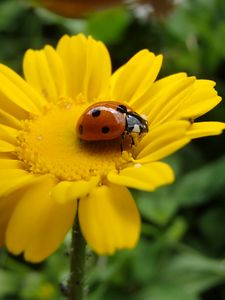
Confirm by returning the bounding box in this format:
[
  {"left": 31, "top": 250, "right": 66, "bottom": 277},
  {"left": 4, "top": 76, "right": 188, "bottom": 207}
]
[{"left": 16, "top": 100, "right": 132, "bottom": 181}]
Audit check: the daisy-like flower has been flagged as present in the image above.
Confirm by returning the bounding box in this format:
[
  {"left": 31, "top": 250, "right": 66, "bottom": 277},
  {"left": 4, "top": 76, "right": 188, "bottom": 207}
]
[{"left": 0, "top": 34, "right": 224, "bottom": 263}]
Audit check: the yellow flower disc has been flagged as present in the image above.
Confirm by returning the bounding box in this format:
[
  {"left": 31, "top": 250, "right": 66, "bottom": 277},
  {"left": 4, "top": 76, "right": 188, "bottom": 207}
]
[{"left": 16, "top": 100, "right": 130, "bottom": 181}]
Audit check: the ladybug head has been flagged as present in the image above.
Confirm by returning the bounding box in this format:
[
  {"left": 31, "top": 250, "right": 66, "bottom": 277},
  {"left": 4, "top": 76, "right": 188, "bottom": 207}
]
[{"left": 125, "top": 112, "right": 148, "bottom": 134}]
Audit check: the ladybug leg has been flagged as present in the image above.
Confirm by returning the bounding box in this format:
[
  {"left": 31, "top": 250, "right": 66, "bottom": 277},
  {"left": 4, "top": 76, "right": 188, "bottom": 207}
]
[
  {"left": 120, "top": 142, "right": 123, "bottom": 152},
  {"left": 120, "top": 133, "right": 134, "bottom": 152},
  {"left": 120, "top": 133, "right": 125, "bottom": 152}
]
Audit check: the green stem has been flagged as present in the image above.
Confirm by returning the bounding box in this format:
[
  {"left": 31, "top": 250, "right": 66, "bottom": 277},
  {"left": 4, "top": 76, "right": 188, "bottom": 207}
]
[{"left": 69, "top": 213, "right": 86, "bottom": 300}]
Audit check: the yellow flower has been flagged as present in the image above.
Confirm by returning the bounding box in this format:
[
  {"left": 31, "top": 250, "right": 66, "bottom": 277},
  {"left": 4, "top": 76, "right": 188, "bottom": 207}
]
[{"left": 0, "top": 34, "right": 224, "bottom": 263}]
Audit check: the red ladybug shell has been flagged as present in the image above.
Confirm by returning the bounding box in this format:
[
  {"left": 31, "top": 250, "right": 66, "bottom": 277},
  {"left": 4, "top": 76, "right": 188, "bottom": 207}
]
[{"left": 77, "top": 101, "right": 132, "bottom": 141}]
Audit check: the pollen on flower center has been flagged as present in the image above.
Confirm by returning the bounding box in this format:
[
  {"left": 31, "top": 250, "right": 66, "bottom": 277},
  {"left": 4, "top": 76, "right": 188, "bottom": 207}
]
[{"left": 16, "top": 101, "right": 131, "bottom": 181}]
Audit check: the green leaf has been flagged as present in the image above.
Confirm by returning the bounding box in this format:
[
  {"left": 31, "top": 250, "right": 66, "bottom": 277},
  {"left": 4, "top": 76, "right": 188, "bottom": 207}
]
[
  {"left": 160, "top": 250, "right": 225, "bottom": 293},
  {"left": 198, "top": 207, "right": 225, "bottom": 252},
  {"left": 163, "top": 217, "right": 187, "bottom": 243},
  {"left": 135, "top": 250, "right": 225, "bottom": 300},
  {"left": 135, "top": 284, "right": 200, "bottom": 300},
  {"left": 0, "top": 270, "right": 19, "bottom": 297},
  {"left": 134, "top": 187, "right": 178, "bottom": 226},
  {"left": 173, "top": 155, "right": 225, "bottom": 206},
  {"left": 135, "top": 155, "right": 225, "bottom": 225},
  {"left": 86, "top": 7, "right": 132, "bottom": 43}
]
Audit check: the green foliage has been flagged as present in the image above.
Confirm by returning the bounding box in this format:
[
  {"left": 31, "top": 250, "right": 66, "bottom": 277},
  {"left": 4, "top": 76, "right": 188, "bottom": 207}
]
[
  {"left": 85, "top": 7, "right": 132, "bottom": 43},
  {"left": 1, "top": 0, "right": 225, "bottom": 299},
  {"left": 161, "top": 0, "right": 225, "bottom": 77}
]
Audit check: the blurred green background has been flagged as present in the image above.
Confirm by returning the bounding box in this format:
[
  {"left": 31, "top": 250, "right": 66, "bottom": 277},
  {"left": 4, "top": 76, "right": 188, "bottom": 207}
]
[{"left": 1, "top": 0, "right": 225, "bottom": 299}]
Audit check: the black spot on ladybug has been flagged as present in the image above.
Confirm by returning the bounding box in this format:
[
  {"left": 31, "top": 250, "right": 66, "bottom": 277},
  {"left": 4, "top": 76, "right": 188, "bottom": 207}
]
[
  {"left": 91, "top": 109, "right": 101, "bottom": 117},
  {"left": 101, "top": 126, "right": 110, "bottom": 134},
  {"left": 116, "top": 105, "right": 127, "bottom": 114},
  {"left": 79, "top": 124, "right": 83, "bottom": 135}
]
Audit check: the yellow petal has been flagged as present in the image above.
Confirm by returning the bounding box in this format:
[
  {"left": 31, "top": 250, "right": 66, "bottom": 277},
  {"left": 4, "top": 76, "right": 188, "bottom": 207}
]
[
  {"left": 51, "top": 176, "right": 99, "bottom": 204},
  {"left": 0, "top": 159, "right": 24, "bottom": 169},
  {"left": 136, "top": 120, "right": 191, "bottom": 162},
  {"left": 178, "top": 80, "right": 221, "bottom": 119},
  {"left": 146, "top": 76, "right": 196, "bottom": 126},
  {"left": 181, "top": 96, "right": 221, "bottom": 119},
  {"left": 57, "top": 34, "right": 111, "bottom": 101},
  {"left": 0, "top": 169, "right": 37, "bottom": 197},
  {"left": 6, "top": 176, "right": 76, "bottom": 262},
  {"left": 0, "top": 171, "right": 42, "bottom": 246},
  {"left": 79, "top": 184, "right": 140, "bottom": 255},
  {"left": 0, "top": 189, "right": 22, "bottom": 247},
  {"left": 140, "top": 75, "right": 221, "bottom": 125},
  {"left": 0, "top": 108, "right": 22, "bottom": 129},
  {"left": 0, "top": 124, "right": 17, "bottom": 144},
  {"left": 0, "top": 64, "right": 45, "bottom": 114},
  {"left": 134, "top": 73, "right": 187, "bottom": 116},
  {"left": 0, "top": 153, "right": 15, "bottom": 159},
  {"left": 136, "top": 138, "right": 190, "bottom": 164},
  {"left": 83, "top": 36, "right": 112, "bottom": 100},
  {"left": 0, "top": 93, "right": 28, "bottom": 122},
  {"left": 23, "top": 46, "right": 66, "bottom": 103},
  {"left": 147, "top": 73, "right": 188, "bottom": 95},
  {"left": 109, "top": 50, "right": 162, "bottom": 105},
  {"left": 0, "top": 140, "right": 15, "bottom": 152},
  {"left": 108, "top": 162, "right": 174, "bottom": 191},
  {"left": 187, "top": 122, "right": 225, "bottom": 139}
]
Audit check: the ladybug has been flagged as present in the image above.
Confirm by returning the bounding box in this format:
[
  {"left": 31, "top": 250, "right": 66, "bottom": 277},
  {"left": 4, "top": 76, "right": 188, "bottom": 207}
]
[{"left": 77, "top": 101, "right": 148, "bottom": 141}]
